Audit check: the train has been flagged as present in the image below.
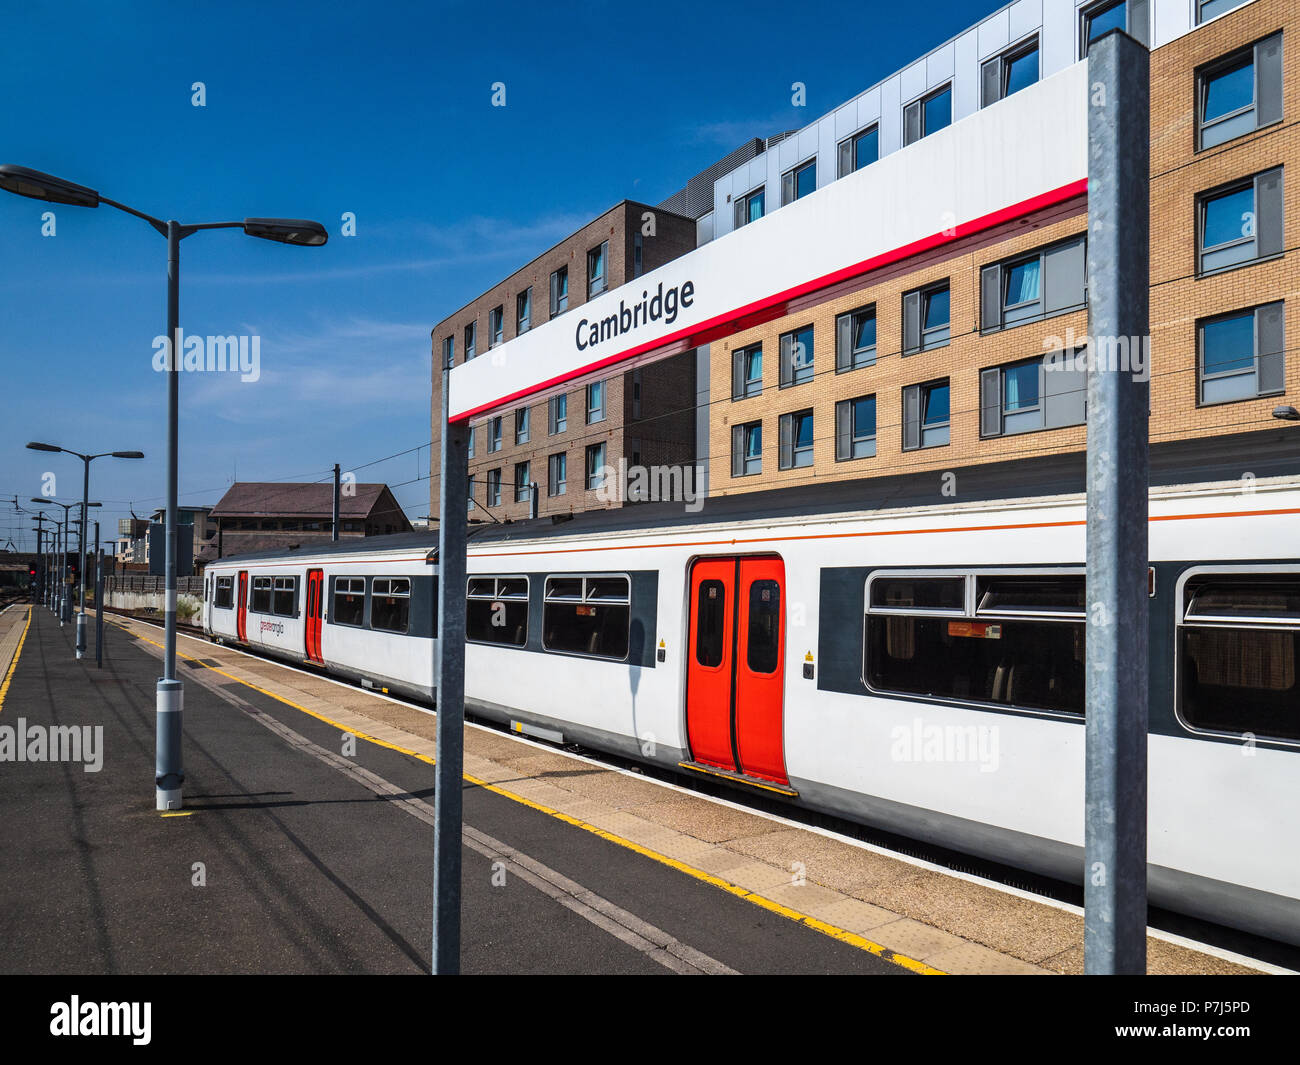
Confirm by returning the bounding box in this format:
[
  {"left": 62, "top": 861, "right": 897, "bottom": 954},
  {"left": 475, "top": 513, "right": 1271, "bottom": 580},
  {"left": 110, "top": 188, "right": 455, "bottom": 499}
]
[{"left": 202, "top": 466, "right": 1300, "bottom": 948}]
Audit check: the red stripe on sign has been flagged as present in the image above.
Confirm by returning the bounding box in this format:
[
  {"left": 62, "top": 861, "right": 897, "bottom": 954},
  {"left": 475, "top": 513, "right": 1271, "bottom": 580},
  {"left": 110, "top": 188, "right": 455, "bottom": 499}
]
[{"left": 452, "top": 178, "right": 1090, "bottom": 423}]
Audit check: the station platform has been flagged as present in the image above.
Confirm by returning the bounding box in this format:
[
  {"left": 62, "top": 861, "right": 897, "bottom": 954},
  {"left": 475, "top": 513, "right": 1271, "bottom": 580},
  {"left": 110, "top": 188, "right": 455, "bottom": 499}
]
[{"left": 0, "top": 602, "right": 1276, "bottom": 975}]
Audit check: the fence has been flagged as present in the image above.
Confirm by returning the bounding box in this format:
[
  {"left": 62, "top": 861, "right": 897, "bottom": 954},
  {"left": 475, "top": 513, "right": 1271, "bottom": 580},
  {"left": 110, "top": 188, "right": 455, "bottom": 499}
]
[{"left": 105, "top": 575, "right": 204, "bottom": 596}]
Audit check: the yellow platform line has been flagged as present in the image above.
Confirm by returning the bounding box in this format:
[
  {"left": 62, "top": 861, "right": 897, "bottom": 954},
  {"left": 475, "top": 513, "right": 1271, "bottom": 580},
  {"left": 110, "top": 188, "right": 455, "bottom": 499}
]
[
  {"left": 117, "top": 618, "right": 945, "bottom": 975},
  {"left": 0, "top": 607, "right": 33, "bottom": 713}
]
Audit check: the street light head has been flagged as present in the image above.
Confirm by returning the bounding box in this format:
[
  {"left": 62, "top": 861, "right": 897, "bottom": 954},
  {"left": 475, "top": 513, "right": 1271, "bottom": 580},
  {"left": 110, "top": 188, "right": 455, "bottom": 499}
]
[
  {"left": 0, "top": 165, "right": 99, "bottom": 208},
  {"left": 112, "top": 451, "right": 145, "bottom": 459},
  {"left": 26, "top": 441, "right": 61, "bottom": 452},
  {"left": 1273, "top": 405, "right": 1300, "bottom": 422},
  {"left": 242, "top": 217, "right": 328, "bottom": 246}
]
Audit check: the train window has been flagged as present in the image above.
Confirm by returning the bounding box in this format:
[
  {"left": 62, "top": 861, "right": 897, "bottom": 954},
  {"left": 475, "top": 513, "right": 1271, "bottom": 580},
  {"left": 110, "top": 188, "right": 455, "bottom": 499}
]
[
  {"left": 747, "top": 580, "right": 781, "bottom": 674},
  {"left": 371, "top": 577, "right": 411, "bottom": 634},
  {"left": 1179, "top": 573, "right": 1300, "bottom": 743},
  {"left": 214, "top": 576, "right": 233, "bottom": 609},
  {"left": 272, "top": 576, "right": 297, "bottom": 617},
  {"left": 333, "top": 577, "right": 365, "bottom": 627},
  {"left": 864, "top": 571, "right": 1085, "bottom": 715},
  {"left": 870, "top": 576, "right": 964, "bottom": 613},
  {"left": 543, "top": 575, "right": 630, "bottom": 660},
  {"left": 466, "top": 575, "right": 529, "bottom": 647},
  {"left": 695, "top": 580, "right": 726, "bottom": 668},
  {"left": 251, "top": 576, "right": 272, "bottom": 613},
  {"left": 975, "top": 575, "right": 1085, "bottom": 617}
]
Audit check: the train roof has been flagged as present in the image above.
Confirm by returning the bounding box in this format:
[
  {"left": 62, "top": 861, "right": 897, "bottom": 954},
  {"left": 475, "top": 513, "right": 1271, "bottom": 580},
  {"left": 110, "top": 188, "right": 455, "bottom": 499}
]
[{"left": 210, "top": 426, "right": 1300, "bottom": 565}]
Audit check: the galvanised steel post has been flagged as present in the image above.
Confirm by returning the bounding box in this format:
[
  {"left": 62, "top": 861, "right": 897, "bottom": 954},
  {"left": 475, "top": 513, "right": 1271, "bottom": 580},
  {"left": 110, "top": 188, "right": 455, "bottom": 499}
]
[
  {"left": 156, "top": 220, "right": 185, "bottom": 812},
  {"left": 433, "top": 358, "right": 468, "bottom": 975},
  {"left": 76, "top": 455, "right": 89, "bottom": 658},
  {"left": 95, "top": 520, "right": 104, "bottom": 669},
  {"left": 1084, "top": 29, "right": 1151, "bottom": 976}
]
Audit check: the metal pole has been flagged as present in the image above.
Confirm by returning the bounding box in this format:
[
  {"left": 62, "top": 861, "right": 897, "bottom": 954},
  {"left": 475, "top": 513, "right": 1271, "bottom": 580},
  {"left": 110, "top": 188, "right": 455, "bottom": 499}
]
[
  {"left": 433, "top": 359, "right": 468, "bottom": 974},
  {"left": 1084, "top": 29, "right": 1151, "bottom": 976},
  {"left": 332, "top": 462, "right": 340, "bottom": 542},
  {"left": 33, "top": 527, "right": 42, "bottom": 602},
  {"left": 95, "top": 521, "right": 104, "bottom": 668},
  {"left": 155, "top": 220, "right": 184, "bottom": 811},
  {"left": 76, "top": 456, "right": 89, "bottom": 658}
]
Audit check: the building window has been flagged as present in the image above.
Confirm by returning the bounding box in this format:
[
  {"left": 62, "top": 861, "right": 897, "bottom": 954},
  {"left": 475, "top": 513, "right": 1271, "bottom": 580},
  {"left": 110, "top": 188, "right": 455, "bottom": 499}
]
[
  {"left": 586, "top": 380, "right": 606, "bottom": 423},
  {"left": 464, "top": 321, "right": 476, "bottom": 361},
  {"left": 1197, "top": 0, "right": 1249, "bottom": 23},
  {"left": 467, "top": 425, "right": 475, "bottom": 459},
  {"left": 782, "top": 159, "right": 816, "bottom": 205},
  {"left": 734, "top": 186, "right": 765, "bottom": 229},
  {"left": 485, "top": 468, "right": 502, "bottom": 508},
  {"left": 542, "top": 575, "right": 630, "bottom": 661},
  {"left": 441, "top": 335, "right": 455, "bottom": 369},
  {"left": 981, "top": 352, "right": 1088, "bottom": 438},
  {"left": 836, "top": 305, "right": 877, "bottom": 372},
  {"left": 1198, "top": 34, "right": 1283, "bottom": 151},
  {"left": 837, "top": 125, "right": 879, "bottom": 178},
  {"left": 488, "top": 416, "right": 503, "bottom": 452},
  {"left": 515, "top": 407, "right": 530, "bottom": 445},
  {"left": 982, "top": 36, "right": 1039, "bottom": 108},
  {"left": 835, "top": 395, "right": 877, "bottom": 460},
  {"left": 586, "top": 443, "right": 607, "bottom": 490},
  {"left": 548, "top": 452, "right": 567, "bottom": 496},
  {"left": 516, "top": 287, "right": 532, "bottom": 334},
  {"left": 731, "top": 343, "right": 763, "bottom": 399},
  {"left": 332, "top": 577, "right": 365, "bottom": 627},
  {"left": 731, "top": 421, "right": 762, "bottom": 477},
  {"left": 902, "top": 380, "right": 950, "bottom": 450},
  {"left": 371, "top": 577, "right": 410, "bottom": 635},
  {"left": 778, "top": 409, "right": 814, "bottom": 470},
  {"left": 588, "top": 240, "right": 607, "bottom": 298},
  {"left": 549, "top": 394, "right": 567, "bottom": 434},
  {"left": 904, "top": 84, "right": 952, "bottom": 146},
  {"left": 1081, "top": 0, "right": 1148, "bottom": 57},
  {"left": 1198, "top": 168, "right": 1283, "bottom": 276},
  {"left": 514, "top": 461, "right": 531, "bottom": 503},
  {"left": 549, "top": 266, "right": 568, "bottom": 317},
  {"left": 466, "top": 575, "right": 529, "bottom": 647},
  {"left": 903, "top": 282, "right": 951, "bottom": 354},
  {"left": 1178, "top": 570, "right": 1300, "bottom": 743},
  {"left": 272, "top": 576, "right": 297, "bottom": 617},
  {"left": 467, "top": 474, "right": 475, "bottom": 513},
  {"left": 779, "top": 325, "right": 814, "bottom": 387},
  {"left": 981, "top": 235, "right": 1087, "bottom": 333},
  {"left": 489, "top": 305, "right": 504, "bottom": 348},
  {"left": 1199, "top": 303, "right": 1285, "bottom": 405}
]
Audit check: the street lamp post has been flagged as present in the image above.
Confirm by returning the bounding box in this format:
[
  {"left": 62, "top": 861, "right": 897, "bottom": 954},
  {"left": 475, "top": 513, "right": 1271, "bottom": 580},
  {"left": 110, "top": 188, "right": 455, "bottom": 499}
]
[
  {"left": 2, "top": 164, "right": 327, "bottom": 811},
  {"left": 35, "top": 500, "right": 91, "bottom": 625},
  {"left": 28, "top": 444, "right": 142, "bottom": 659}
]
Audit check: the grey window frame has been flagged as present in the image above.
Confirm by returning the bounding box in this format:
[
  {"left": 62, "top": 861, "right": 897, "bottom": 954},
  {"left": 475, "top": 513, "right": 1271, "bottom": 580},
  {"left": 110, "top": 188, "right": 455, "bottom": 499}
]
[
  {"left": 731, "top": 343, "right": 763, "bottom": 400},
  {"left": 902, "top": 379, "right": 951, "bottom": 451},
  {"left": 214, "top": 575, "right": 233, "bottom": 609},
  {"left": 251, "top": 576, "right": 272, "bottom": 613},
  {"left": 515, "top": 406, "right": 530, "bottom": 445},
  {"left": 549, "top": 266, "right": 568, "bottom": 317},
  {"left": 778, "top": 408, "right": 814, "bottom": 470},
  {"left": 516, "top": 287, "right": 532, "bottom": 334},
  {"left": 1197, "top": 168, "right": 1284, "bottom": 277},
  {"left": 903, "top": 281, "right": 951, "bottom": 355},
  {"left": 980, "top": 235, "right": 1087, "bottom": 333},
  {"left": 488, "top": 305, "right": 504, "bottom": 348},
  {"left": 586, "top": 380, "right": 606, "bottom": 424},
  {"left": 272, "top": 575, "right": 297, "bottom": 618},
  {"left": 731, "top": 420, "right": 763, "bottom": 477},
  {"left": 370, "top": 576, "right": 411, "bottom": 635},
  {"left": 586, "top": 442, "right": 606, "bottom": 490},
  {"left": 1197, "top": 0, "right": 1249, "bottom": 23},
  {"left": 549, "top": 393, "right": 568, "bottom": 434},
  {"left": 541, "top": 573, "right": 631, "bottom": 662},
  {"left": 1196, "top": 33, "right": 1283, "bottom": 152},
  {"left": 587, "top": 240, "right": 608, "bottom": 298},
  {"left": 1197, "top": 301, "right": 1286, "bottom": 406},
  {"left": 981, "top": 36, "right": 1040, "bottom": 108},
  {"left": 781, "top": 158, "right": 816, "bottom": 206},
  {"left": 466, "top": 424, "right": 476, "bottom": 459},
  {"left": 514, "top": 460, "right": 531, "bottom": 503},
  {"left": 837, "top": 125, "right": 879, "bottom": 178},
  {"left": 836, "top": 304, "right": 877, "bottom": 372},
  {"left": 488, "top": 415, "right": 503, "bottom": 452},
  {"left": 734, "top": 186, "right": 765, "bottom": 229},
  {"left": 835, "top": 394, "right": 877, "bottom": 461},
  {"left": 779, "top": 324, "right": 814, "bottom": 388},
  {"left": 903, "top": 83, "right": 953, "bottom": 146},
  {"left": 548, "top": 452, "right": 567, "bottom": 496},
  {"left": 487, "top": 468, "right": 502, "bottom": 508},
  {"left": 465, "top": 575, "right": 530, "bottom": 648},
  {"left": 464, "top": 320, "right": 476, "bottom": 361},
  {"left": 441, "top": 335, "right": 455, "bottom": 369},
  {"left": 1080, "top": 0, "right": 1149, "bottom": 59}
]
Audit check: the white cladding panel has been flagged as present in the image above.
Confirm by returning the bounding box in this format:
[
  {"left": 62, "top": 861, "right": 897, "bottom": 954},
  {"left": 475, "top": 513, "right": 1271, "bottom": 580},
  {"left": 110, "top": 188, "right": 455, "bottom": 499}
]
[{"left": 449, "top": 62, "right": 1088, "bottom": 421}]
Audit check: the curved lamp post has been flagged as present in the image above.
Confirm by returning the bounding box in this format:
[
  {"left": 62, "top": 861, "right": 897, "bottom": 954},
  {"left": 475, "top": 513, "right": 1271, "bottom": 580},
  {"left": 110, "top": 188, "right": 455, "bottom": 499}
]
[{"left": 4, "top": 165, "right": 327, "bottom": 810}]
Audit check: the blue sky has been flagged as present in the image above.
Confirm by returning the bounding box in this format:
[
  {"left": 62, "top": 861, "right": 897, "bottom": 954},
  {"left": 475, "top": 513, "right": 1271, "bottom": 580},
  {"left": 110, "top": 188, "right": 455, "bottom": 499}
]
[{"left": 0, "top": 0, "right": 997, "bottom": 551}]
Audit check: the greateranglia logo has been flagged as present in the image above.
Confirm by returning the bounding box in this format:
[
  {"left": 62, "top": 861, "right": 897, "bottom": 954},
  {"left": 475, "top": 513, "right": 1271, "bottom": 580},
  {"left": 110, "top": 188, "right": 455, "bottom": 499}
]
[
  {"left": 575, "top": 280, "right": 695, "bottom": 352},
  {"left": 50, "top": 996, "right": 151, "bottom": 1045}
]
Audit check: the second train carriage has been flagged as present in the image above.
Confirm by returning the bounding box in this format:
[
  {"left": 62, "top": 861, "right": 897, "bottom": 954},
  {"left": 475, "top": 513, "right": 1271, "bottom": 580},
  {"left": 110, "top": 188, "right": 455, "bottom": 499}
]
[{"left": 202, "top": 470, "right": 1300, "bottom": 947}]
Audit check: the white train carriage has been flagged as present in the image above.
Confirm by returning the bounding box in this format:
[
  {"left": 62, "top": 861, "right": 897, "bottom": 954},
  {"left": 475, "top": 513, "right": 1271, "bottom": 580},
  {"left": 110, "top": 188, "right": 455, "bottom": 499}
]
[{"left": 203, "top": 470, "right": 1300, "bottom": 947}]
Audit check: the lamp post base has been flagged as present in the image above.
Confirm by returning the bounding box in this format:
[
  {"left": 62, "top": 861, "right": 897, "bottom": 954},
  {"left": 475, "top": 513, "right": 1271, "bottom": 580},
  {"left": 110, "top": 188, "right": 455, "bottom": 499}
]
[
  {"left": 155, "top": 678, "right": 184, "bottom": 811},
  {"left": 75, "top": 613, "right": 86, "bottom": 659}
]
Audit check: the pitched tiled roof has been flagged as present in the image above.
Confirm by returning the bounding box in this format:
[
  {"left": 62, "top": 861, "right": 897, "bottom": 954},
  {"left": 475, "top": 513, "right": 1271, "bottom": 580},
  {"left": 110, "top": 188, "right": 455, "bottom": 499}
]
[{"left": 210, "top": 482, "right": 397, "bottom": 519}]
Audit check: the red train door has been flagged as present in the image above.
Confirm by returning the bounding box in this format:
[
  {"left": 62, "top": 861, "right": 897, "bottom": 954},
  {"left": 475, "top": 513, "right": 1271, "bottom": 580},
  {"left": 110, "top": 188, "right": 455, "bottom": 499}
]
[
  {"left": 685, "top": 556, "right": 788, "bottom": 785},
  {"left": 236, "top": 570, "right": 248, "bottom": 641},
  {"left": 305, "top": 569, "right": 324, "bottom": 663}
]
